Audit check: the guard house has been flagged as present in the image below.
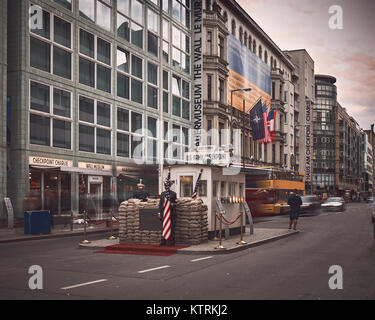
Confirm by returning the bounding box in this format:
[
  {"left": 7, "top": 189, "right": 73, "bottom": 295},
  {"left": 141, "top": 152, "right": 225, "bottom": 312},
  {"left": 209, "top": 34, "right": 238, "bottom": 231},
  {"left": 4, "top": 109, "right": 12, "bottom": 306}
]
[{"left": 162, "top": 164, "right": 246, "bottom": 237}]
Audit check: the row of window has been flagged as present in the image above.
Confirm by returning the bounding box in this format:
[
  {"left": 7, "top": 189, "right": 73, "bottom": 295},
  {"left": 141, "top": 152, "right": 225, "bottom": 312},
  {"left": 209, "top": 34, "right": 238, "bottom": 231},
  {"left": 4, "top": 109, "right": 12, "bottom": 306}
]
[{"left": 29, "top": 81, "right": 190, "bottom": 159}]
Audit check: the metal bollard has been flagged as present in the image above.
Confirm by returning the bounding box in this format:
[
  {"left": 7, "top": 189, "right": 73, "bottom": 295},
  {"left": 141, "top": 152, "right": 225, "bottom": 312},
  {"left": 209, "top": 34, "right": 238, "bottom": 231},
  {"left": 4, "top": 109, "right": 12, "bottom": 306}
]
[
  {"left": 213, "top": 211, "right": 219, "bottom": 241},
  {"left": 80, "top": 210, "right": 91, "bottom": 244},
  {"left": 236, "top": 211, "right": 247, "bottom": 245},
  {"left": 108, "top": 209, "right": 116, "bottom": 240},
  {"left": 215, "top": 214, "right": 225, "bottom": 250}
]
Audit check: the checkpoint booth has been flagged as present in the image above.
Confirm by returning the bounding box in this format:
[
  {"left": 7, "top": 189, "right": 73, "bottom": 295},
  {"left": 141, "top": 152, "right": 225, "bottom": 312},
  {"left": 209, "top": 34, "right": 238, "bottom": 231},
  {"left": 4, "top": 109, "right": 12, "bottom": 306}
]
[{"left": 162, "top": 163, "right": 246, "bottom": 238}]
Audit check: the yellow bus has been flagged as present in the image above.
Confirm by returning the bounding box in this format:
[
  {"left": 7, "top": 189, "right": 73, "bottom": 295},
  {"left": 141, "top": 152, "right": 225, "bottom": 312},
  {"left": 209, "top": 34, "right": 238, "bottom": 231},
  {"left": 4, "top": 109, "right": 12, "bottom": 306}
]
[{"left": 245, "top": 167, "right": 305, "bottom": 217}]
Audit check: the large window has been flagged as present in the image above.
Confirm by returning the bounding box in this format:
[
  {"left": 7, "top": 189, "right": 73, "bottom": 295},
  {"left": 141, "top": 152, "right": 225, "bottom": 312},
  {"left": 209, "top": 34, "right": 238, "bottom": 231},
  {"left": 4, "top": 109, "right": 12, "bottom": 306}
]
[
  {"left": 117, "top": 0, "right": 144, "bottom": 49},
  {"left": 30, "top": 9, "right": 72, "bottom": 79},
  {"left": 172, "top": 25, "right": 190, "bottom": 74},
  {"left": 29, "top": 81, "right": 71, "bottom": 149},
  {"left": 79, "top": 96, "right": 111, "bottom": 154},
  {"left": 79, "top": 29, "right": 112, "bottom": 93},
  {"left": 171, "top": 74, "right": 190, "bottom": 120},
  {"left": 147, "top": 62, "right": 158, "bottom": 109},
  {"left": 116, "top": 47, "right": 143, "bottom": 104},
  {"left": 147, "top": 8, "right": 159, "bottom": 57},
  {"left": 79, "top": 0, "right": 112, "bottom": 31},
  {"left": 171, "top": 0, "right": 190, "bottom": 28}
]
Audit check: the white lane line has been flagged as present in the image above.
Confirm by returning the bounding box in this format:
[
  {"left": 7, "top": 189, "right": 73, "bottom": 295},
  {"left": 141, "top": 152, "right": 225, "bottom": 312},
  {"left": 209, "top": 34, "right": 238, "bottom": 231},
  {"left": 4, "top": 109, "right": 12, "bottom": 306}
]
[
  {"left": 138, "top": 265, "right": 171, "bottom": 274},
  {"left": 61, "top": 279, "right": 108, "bottom": 290},
  {"left": 191, "top": 256, "right": 213, "bottom": 262}
]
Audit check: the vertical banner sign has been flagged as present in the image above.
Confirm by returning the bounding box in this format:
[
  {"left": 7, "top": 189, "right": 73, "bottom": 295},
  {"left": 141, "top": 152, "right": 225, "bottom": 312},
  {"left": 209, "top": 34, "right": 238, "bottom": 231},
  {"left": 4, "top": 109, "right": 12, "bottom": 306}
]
[
  {"left": 193, "top": 0, "right": 203, "bottom": 147},
  {"left": 305, "top": 100, "right": 311, "bottom": 182}
]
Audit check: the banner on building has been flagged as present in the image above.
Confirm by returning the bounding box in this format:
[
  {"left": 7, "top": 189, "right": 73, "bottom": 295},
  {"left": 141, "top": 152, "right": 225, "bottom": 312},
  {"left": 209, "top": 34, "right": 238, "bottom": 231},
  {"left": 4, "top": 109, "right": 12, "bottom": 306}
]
[
  {"left": 227, "top": 34, "right": 271, "bottom": 112},
  {"left": 193, "top": 0, "right": 203, "bottom": 147}
]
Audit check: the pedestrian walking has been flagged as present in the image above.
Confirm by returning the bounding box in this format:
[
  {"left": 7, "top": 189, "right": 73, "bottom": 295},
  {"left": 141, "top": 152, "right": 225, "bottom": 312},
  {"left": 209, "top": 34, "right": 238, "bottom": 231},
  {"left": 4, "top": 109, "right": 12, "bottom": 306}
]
[
  {"left": 158, "top": 179, "right": 177, "bottom": 246},
  {"left": 287, "top": 189, "right": 302, "bottom": 230}
]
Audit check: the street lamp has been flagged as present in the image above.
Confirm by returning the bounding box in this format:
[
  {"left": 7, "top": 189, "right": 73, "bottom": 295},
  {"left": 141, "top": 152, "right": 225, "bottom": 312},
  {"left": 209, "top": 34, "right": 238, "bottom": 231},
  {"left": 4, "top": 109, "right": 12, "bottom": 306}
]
[{"left": 230, "top": 87, "right": 252, "bottom": 146}]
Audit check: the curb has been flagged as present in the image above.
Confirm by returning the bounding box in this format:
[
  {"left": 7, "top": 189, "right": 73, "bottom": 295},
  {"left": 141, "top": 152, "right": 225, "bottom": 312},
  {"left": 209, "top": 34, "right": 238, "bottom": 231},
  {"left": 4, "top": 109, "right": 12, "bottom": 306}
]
[
  {"left": 176, "top": 230, "right": 300, "bottom": 255},
  {"left": 0, "top": 229, "right": 118, "bottom": 244}
]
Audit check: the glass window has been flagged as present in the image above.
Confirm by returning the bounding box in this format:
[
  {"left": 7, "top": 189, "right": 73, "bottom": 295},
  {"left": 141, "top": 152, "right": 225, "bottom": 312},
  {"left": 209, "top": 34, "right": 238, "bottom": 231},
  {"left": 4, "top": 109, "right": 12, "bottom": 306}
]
[
  {"left": 172, "top": 75, "right": 180, "bottom": 95},
  {"left": 148, "top": 63, "right": 158, "bottom": 85},
  {"left": 79, "top": 124, "right": 95, "bottom": 152},
  {"left": 147, "top": 86, "right": 158, "bottom": 109},
  {"left": 131, "top": 112, "right": 142, "bottom": 133},
  {"left": 54, "top": 16, "right": 71, "bottom": 48},
  {"left": 30, "top": 114, "right": 50, "bottom": 146},
  {"left": 163, "top": 70, "right": 168, "bottom": 90},
  {"left": 162, "top": 0, "right": 169, "bottom": 13},
  {"left": 79, "top": 29, "right": 94, "bottom": 58},
  {"left": 117, "top": 14, "right": 130, "bottom": 41},
  {"left": 97, "top": 64, "right": 111, "bottom": 93},
  {"left": 182, "top": 80, "right": 189, "bottom": 99},
  {"left": 79, "top": 57, "right": 95, "bottom": 87},
  {"left": 118, "top": 0, "right": 129, "bottom": 15},
  {"left": 53, "top": 46, "right": 71, "bottom": 79},
  {"left": 54, "top": 0, "right": 72, "bottom": 10},
  {"left": 131, "top": 136, "right": 143, "bottom": 158},
  {"left": 131, "top": 23, "right": 143, "bottom": 48},
  {"left": 31, "top": 9, "right": 50, "bottom": 39},
  {"left": 53, "top": 119, "right": 71, "bottom": 149},
  {"left": 96, "top": 128, "right": 111, "bottom": 154},
  {"left": 162, "top": 41, "right": 169, "bottom": 62},
  {"left": 79, "top": 0, "right": 95, "bottom": 22},
  {"left": 117, "top": 47, "right": 129, "bottom": 72},
  {"left": 172, "top": 96, "right": 181, "bottom": 116},
  {"left": 182, "top": 127, "right": 189, "bottom": 145},
  {"left": 30, "top": 82, "right": 50, "bottom": 113},
  {"left": 163, "top": 92, "right": 169, "bottom": 113},
  {"left": 117, "top": 73, "right": 130, "bottom": 99},
  {"left": 131, "top": 78, "right": 143, "bottom": 103},
  {"left": 97, "top": 102, "right": 110, "bottom": 127},
  {"left": 53, "top": 88, "right": 70, "bottom": 117},
  {"left": 172, "top": 47, "right": 181, "bottom": 68},
  {"left": 79, "top": 96, "right": 94, "bottom": 123},
  {"left": 148, "top": 31, "right": 159, "bottom": 57},
  {"left": 163, "top": 19, "right": 169, "bottom": 40},
  {"left": 117, "top": 108, "right": 129, "bottom": 131},
  {"left": 117, "top": 132, "right": 129, "bottom": 157},
  {"left": 182, "top": 100, "right": 189, "bottom": 120},
  {"left": 97, "top": 1, "right": 111, "bottom": 31},
  {"left": 148, "top": 9, "right": 159, "bottom": 34},
  {"left": 172, "top": 0, "right": 181, "bottom": 21},
  {"left": 147, "top": 139, "right": 157, "bottom": 160},
  {"left": 97, "top": 38, "right": 111, "bottom": 65},
  {"left": 30, "top": 37, "right": 51, "bottom": 72},
  {"left": 131, "top": 0, "right": 143, "bottom": 25},
  {"left": 148, "top": 117, "right": 157, "bottom": 137},
  {"left": 131, "top": 55, "right": 143, "bottom": 78}
]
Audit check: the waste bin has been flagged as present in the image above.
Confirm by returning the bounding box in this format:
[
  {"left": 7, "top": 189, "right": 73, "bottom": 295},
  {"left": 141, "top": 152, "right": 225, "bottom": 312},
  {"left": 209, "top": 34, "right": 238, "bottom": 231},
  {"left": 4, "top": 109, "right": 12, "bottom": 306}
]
[{"left": 24, "top": 210, "right": 51, "bottom": 235}]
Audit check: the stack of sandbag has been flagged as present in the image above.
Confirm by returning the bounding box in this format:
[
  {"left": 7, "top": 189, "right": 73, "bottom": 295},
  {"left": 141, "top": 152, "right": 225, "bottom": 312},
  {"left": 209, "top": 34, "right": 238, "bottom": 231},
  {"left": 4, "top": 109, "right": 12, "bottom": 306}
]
[
  {"left": 175, "top": 198, "right": 208, "bottom": 245},
  {"left": 118, "top": 198, "right": 161, "bottom": 244}
]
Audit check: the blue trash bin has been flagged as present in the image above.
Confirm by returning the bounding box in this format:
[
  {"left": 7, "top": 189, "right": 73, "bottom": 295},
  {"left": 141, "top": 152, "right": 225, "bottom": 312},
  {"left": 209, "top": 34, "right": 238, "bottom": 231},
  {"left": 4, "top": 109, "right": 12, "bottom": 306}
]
[{"left": 24, "top": 211, "right": 51, "bottom": 235}]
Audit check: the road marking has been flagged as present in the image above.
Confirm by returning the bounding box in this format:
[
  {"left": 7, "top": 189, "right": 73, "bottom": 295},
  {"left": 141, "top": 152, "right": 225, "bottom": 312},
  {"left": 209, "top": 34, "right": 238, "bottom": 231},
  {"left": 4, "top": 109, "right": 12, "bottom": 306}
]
[
  {"left": 138, "top": 265, "right": 170, "bottom": 274},
  {"left": 191, "top": 256, "right": 213, "bottom": 262},
  {"left": 61, "top": 279, "right": 108, "bottom": 290}
]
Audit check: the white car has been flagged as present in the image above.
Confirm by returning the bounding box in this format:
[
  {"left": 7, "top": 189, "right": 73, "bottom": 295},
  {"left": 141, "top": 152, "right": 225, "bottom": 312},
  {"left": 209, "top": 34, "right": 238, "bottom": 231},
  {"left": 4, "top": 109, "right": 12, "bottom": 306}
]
[{"left": 321, "top": 197, "right": 346, "bottom": 211}]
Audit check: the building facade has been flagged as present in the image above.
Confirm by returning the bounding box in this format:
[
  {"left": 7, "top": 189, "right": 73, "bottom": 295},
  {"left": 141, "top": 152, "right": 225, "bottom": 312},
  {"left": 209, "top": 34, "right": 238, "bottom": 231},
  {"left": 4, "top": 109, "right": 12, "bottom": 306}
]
[
  {"left": 6, "top": 0, "right": 194, "bottom": 219},
  {"left": 313, "top": 74, "right": 337, "bottom": 195},
  {"left": 363, "top": 131, "right": 373, "bottom": 197},
  {"left": 0, "top": 0, "right": 7, "bottom": 221},
  {"left": 284, "top": 49, "right": 315, "bottom": 192},
  {"left": 365, "top": 125, "right": 375, "bottom": 196},
  {"left": 201, "top": 0, "right": 295, "bottom": 169}
]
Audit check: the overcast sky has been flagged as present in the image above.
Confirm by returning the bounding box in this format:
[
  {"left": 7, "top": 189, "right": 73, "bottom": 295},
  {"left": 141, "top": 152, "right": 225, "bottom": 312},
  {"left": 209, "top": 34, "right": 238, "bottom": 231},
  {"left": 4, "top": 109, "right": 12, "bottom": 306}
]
[{"left": 237, "top": 0, "right": 375, "bottom": 130}]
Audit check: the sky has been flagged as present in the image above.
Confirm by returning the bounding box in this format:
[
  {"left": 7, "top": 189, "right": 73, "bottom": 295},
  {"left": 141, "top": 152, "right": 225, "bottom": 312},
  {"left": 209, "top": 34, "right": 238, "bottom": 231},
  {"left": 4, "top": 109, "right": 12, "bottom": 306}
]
[{"left": 237, "top": 0, "right": 375, "bottom": 130}]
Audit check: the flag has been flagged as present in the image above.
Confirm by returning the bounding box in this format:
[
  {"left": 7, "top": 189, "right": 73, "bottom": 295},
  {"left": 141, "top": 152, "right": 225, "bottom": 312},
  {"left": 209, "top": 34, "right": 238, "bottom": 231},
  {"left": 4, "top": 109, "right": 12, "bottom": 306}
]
[
  {"left": 267, "top": 108, "right": 277, "bottom": 142},
  {"left": 162, "top": 170, "right": 172, "bottom": 241},
  {"left": 250, "top": 99, "right": 265, "bottom": 141},
  {"left": 192, "top": 169, "right": 203, "bottom": 199}
]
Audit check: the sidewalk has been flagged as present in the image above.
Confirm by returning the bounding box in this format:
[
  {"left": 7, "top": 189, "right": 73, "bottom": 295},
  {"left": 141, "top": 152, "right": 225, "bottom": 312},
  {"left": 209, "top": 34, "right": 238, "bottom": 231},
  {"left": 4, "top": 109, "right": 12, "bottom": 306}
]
[
  {"left": 79, "top": 227, "right": 300, "bottom": 255},
  {"left": 0, "top": 223, "right": 117, "bottom": 244}
]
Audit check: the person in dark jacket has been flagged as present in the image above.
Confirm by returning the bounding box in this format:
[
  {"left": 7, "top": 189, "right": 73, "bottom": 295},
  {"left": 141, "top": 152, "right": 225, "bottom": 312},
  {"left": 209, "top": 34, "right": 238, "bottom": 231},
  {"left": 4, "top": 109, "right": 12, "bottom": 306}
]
[
  {"left": 287, "top": 189, "right": 302, "bottom": 230},
  {"left": 158, "top": 180, "right": 177, "bottom": 246}
]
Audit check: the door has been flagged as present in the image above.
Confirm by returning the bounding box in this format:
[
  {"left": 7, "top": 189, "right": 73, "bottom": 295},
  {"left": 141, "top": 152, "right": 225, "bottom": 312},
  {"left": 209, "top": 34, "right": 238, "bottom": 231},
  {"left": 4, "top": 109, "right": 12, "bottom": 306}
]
[{"left": 89, "top": 183, "right": 103, "bottom": 219}]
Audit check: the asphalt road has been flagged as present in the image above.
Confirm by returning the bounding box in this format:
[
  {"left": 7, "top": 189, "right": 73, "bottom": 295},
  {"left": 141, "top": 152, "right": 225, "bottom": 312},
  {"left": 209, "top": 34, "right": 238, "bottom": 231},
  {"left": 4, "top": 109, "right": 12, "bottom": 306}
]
[{"left": 0, "top": 202, "right": 374, "bottom": 301}]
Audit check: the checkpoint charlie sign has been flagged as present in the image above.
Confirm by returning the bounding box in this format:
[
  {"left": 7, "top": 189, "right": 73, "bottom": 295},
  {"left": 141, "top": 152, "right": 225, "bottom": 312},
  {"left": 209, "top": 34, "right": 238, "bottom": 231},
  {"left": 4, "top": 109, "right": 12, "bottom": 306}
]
[{"left": 29, "top": 156, "right": 72, "bottom": 167}]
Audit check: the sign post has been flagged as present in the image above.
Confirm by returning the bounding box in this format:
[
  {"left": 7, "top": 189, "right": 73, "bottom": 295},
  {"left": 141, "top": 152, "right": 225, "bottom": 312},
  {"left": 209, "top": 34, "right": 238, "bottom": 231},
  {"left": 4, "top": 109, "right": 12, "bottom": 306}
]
[
  {"left": 4, "top": 198, "right": 14, "bottom": 229},
  {"left": 242, "top": 201, "right": 254, "bottom": 235}
]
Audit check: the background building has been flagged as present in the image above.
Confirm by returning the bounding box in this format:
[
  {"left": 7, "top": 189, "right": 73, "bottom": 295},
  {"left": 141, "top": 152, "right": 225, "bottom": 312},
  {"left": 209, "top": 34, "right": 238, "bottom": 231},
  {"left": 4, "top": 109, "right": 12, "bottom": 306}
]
[
  {"left": 365, "top": 124, "right": 375, "bottom": 196},
  {"left": 313, "top": 74, "right": 337, "bottom": 195},
  {"left": 363, "top": 131, "right": 373, "bottom": 197},
  {"left": 284, "top": 49, "right": 315, "bottom": 191},
  {"left": 0, "top": 0, "right": 7, "bottom": 222},
  {"left": 6, "top": 0, "right": 194, "bottom": 219}
]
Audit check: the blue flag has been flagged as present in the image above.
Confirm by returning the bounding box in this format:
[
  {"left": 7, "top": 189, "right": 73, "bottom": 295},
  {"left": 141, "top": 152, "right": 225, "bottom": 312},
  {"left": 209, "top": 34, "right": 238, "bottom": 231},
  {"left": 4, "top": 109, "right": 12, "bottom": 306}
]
[{"left": 250, "top": 100, "right": 265, "bottom": 141}]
